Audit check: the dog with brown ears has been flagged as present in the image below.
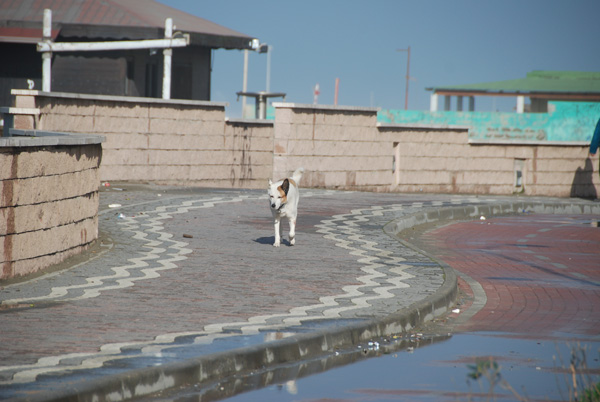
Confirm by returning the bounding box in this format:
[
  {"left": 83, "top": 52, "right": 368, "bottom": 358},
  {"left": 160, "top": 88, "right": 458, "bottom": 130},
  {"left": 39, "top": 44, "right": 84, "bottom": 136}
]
[{"left": 267, "top": 168, "right": 304, "bottom": 247}]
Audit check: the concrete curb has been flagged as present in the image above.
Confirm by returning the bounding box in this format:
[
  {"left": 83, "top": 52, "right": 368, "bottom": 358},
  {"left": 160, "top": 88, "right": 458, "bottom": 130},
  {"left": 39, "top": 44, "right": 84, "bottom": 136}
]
[
  {"left": 25, "top": 199, "right": 600, "bottom": 402},
  {"left": 383, "top": 199, "right": 600, "bottom": 236}
]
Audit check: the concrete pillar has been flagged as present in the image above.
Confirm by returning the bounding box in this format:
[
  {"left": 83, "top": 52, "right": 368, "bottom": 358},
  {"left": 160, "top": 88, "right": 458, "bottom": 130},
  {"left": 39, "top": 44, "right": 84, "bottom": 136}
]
[
  {"left": 42, "top": 9, "right": 52, "bottom": 92},
  {"left": 457, "top": 96, "right": 463, "bottom": 112},
  {"left": 430, "top": 93, "right": 438, "bottom": 112},
  {"left": 162, "top": 18, "right": 173, "bottom": 100},
  {"left": 516, "top": 96, "right": 525, "bottom": 114},
  {"left": 444, "top": 96, "right": 451, "bottom": 111},
  {"left": 468, "top": 96, "right": 475, "bottom": 111}
]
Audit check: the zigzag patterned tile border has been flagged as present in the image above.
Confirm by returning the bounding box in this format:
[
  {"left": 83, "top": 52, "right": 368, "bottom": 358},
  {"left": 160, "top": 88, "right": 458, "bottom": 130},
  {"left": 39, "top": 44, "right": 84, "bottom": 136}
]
[{"left": 0, "top": 192, "right": 487, "bottom": 385}]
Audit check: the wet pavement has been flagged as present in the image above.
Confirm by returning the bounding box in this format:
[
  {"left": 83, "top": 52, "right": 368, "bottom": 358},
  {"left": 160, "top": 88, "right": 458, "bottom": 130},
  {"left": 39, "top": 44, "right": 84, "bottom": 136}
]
[
  {"left": 422, "top": 214, "right": 600, "bottom": 337},
  {"left": 0, "top": 184, "right": 599, "bottom": 401}
]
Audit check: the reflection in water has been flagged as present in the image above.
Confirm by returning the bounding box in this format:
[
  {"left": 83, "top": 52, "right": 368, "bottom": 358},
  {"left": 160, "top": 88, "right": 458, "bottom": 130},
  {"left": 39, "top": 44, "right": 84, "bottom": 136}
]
[
  {"left": 151, "top": 332, "right": 599, "bottom": 402},
  {"left": 149, "top": 331, "right": 451, "bottom": 401}
]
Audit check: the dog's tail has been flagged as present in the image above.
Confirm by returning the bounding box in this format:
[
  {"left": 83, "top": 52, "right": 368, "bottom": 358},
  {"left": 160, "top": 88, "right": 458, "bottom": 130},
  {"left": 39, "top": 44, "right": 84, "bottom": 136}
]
[{"left": 292, "top": 167, "right": 305, "bottom": 184}]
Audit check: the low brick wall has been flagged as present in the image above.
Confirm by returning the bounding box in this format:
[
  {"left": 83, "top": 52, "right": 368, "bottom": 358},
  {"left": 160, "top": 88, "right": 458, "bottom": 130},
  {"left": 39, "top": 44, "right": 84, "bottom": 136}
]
[
  {"left": 225, "top": 119, "right": 274, "bottom": 188},
  {"left": 272, "top": 103, "right": 597, "bottom": 197},
  {"left": 272, "top": 103, "right": 388, "bottom": 190},
  {"left": 382, "top": 125, "right": 598, "bottom": 197},
  {"left": 13, "top": 90, "right": 274, "bottom": 189},
  {"left": 9, "top": 90, "right": 599, "bottom": 198},
  {"left": 0, "top": 132, "right": 104, "bottom": 280}
]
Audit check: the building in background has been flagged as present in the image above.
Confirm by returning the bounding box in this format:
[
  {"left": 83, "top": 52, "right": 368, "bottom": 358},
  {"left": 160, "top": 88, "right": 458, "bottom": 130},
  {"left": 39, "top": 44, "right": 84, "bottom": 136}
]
[
  {"left": 0, "top": 0, "right": 255, "bottom": 106},
  {"left": 427, "top": 71, "right": 600, "bottom": 113}
]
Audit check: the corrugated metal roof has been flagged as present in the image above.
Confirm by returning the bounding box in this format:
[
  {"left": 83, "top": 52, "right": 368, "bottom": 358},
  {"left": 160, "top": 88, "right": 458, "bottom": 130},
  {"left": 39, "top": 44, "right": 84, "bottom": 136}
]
[
  {"left": 427, "top": 71, "right": 600, "bottom": 95},
  {"left": 0, "top": 0, "right": 255, "bottom": 49}
]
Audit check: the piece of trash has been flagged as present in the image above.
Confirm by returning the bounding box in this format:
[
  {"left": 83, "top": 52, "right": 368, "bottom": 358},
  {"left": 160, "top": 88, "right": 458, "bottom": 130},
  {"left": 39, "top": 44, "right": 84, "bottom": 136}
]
[
  {"left": 183, "top": 234, "right": 194, "bottom": 239},
  {"left": 117, "top": 213, "right": 126, "bottom": 219},
  {"left": 480, "top": 216, "right": 486, "bottom": 220},
  {"left": 102, "top": 182, "right": 110, "bottom": 187},
  {"left": 157, "top": 194, "right": 162, "bottom": 197},
  {"left": 108, "top": 204, "right": 121, "bottom": 208},
  {"left": 367, "top": 341, "right": 380, "bottom": 351},
  {"left": 112, "top": 187, "right": 124, "bottom": 191},
  {"left": 452, "top": 308, "right": 460, "bottom": 314},
  {"left": 407, "top": 346, "right": 414, "bottom": 353}
]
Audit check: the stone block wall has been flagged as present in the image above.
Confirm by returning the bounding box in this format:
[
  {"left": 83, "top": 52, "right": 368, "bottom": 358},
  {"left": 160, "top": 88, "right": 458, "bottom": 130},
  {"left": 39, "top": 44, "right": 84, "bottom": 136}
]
[
  {"left": 13, "top": 90, "right": 274, "bottom": 189},
  {"left": 224, "top": 119, "right": 275, "bottom": 188},
  {"left": 0, "top": 137, "right": 103, "bottom": 280},
  {"left": 272, "top": 103, "right": 596, "bottom": 197},
  {"left": 382, "top": 125, "right": 598, "bottom": 197},
  {"left": 9, "top": 91, "right": 598, "bottom": 198},
  {"left": 273, "top": 103, "right": 389, "bottom": 191}
]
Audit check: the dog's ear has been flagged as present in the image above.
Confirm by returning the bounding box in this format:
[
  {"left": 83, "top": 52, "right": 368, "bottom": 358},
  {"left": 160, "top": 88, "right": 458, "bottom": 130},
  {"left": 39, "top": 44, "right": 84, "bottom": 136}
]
[
  {"left": 281, "top": 179, "right": 290, "bottom": 195},
  {"left": 268, "top": 179, "right": 273, "bottom": 187}
]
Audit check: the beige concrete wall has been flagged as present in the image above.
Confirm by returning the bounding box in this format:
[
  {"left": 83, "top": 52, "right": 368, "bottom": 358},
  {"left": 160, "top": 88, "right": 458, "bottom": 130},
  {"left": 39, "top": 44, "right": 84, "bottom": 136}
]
[
  {"left": 273, "top": 103, "right": 597, "bottom": 197},
  {"left": 224, "top": 119, "right": 274, "bottom": 188},
  {"left": 273, "top": 103, "right": 390, "bottom": 191},
  {"left": 10, "top": 91, "right": 598, "bottom": 198},
  {"left": 384, "top": 126, "right": 598, "bottom": 197},
  {"left": 13, "top": 90, "right": 274, "bottom": 189},
  {"left": 0, "top": 143, "right": 102, "bottom": 280}
]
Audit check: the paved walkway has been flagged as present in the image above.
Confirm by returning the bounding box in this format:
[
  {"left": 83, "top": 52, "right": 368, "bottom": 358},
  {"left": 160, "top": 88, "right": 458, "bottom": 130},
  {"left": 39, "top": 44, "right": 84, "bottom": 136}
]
[
  {"left": 419, "top": 214, "right": 600, "bottom": 337},
  {"left": 0, "top": 184, "right": 598, "bottom": 401}
]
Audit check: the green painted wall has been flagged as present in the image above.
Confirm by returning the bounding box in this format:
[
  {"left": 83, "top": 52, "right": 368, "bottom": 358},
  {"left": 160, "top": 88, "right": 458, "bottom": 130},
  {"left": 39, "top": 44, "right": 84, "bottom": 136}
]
[{"left": 378, "top": 101, "right": 600, "bottom": 142}]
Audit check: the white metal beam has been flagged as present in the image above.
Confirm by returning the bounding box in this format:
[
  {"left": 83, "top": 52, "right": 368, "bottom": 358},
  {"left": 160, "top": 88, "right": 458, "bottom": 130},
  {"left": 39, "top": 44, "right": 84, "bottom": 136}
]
[
  {"left": 38, "top": 9, "right": 188, "bottom": 95},
  {"left": 37, "top": 37, "right": 188, "bottom": 53}
]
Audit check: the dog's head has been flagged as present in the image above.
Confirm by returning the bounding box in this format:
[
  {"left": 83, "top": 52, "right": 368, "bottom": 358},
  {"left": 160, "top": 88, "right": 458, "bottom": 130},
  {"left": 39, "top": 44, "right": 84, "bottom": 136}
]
[{"left": 268, "top": 178, "right": 289, "bottom": 210}]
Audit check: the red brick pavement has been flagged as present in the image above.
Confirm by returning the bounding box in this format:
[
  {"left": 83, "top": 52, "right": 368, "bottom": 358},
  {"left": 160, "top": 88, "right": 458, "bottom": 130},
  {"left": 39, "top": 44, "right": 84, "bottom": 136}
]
[{"left": 421, "top": 214, "right": 600, "bottom": 337}]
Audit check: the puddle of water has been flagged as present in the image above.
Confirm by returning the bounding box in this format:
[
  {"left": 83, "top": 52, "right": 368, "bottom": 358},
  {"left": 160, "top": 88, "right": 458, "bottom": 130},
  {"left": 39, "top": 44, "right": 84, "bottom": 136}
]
[{"left": 151, "top": 332, "right": 600, "bottom": 402}]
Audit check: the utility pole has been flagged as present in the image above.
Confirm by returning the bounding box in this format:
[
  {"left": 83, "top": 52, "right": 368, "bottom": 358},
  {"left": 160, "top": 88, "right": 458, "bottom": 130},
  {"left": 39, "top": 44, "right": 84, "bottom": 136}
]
[
  {"left": 242, "top": 50, "right": 249, "bottom": 117},
  {"left": 396, "top": 46, "right": 411, "bottom": 110},
  {"left": 266, "top": 45, "right": 272, "bottom": 93}
]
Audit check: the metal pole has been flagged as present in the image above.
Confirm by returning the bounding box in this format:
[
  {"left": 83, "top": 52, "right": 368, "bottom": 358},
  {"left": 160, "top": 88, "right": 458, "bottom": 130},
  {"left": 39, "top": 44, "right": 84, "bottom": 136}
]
[
  {"left": 258, "top": 94, "right": 265, "bottom": 119},
  {"left": 266, "top": 45, "right": 271, "bottom": 93},
  {"left": 42, "top": 9, "right": 52, "bottom": 92},
  {"left": 242, "top": 49, "right": 248, "bottom": 117},
  {"left": 37, "top": 38, "right": 188, "bottom": 52},
  {"left": 396, "top": 46, "right": 411, "bottom": 110},
  {"left": 405, "top": 45, "right": 410, "bottom": 110},
  {"left": 162, "top": 18, "right": 173, "bottom": 100}
]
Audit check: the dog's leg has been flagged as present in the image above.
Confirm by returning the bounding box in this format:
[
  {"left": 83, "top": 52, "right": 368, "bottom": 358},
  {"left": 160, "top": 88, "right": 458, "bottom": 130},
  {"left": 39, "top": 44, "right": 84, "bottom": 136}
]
[
  {"left": 289, "top": 217, "right": 296, "bottom": 246},
  {"left": 273, "top": 217, "right": 281, "bottom": 247}
]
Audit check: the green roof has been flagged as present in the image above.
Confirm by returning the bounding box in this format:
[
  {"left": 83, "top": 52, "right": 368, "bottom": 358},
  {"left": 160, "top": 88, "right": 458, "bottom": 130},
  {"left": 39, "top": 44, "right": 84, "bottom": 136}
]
[{"left": 427, "top": 71, "right": 600, "bottom": 95}]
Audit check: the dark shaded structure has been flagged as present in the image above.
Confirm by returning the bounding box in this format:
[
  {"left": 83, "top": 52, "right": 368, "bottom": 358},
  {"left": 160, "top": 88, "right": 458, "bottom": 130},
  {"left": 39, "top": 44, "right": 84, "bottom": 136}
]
[{"left": 0, "top": 0, "right": 255, "bottom": 105}]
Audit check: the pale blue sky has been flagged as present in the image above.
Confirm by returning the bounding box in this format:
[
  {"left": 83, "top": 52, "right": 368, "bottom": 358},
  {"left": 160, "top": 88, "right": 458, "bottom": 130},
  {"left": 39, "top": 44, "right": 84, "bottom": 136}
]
[{"left": 159, "top": 0, "right": 600, "bottom": 117}]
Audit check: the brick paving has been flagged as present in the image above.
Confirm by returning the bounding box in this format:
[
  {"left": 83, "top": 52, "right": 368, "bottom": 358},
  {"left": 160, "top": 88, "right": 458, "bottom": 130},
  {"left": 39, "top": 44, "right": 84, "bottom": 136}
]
[
  {"left": 0, "top": 186, "right": 481, "bottom": 398},
  {"left": 420, "top": 214, "right": 600, "bottom": 337},
  {"left": 0, "top": 184, "right": 598, "bottom": 400}
]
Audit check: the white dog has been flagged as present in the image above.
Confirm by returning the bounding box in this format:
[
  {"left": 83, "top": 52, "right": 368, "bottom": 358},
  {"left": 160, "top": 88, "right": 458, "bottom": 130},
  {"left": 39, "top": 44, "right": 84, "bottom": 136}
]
[{"left": 268, "top": 168, "right": 304, "bottom": 247}]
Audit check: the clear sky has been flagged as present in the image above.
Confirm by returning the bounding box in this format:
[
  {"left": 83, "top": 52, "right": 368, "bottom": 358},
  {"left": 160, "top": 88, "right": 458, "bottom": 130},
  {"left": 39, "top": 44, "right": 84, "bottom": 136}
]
[{"left": 158, "top": 0, "right": 600, "bottom": 117}]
